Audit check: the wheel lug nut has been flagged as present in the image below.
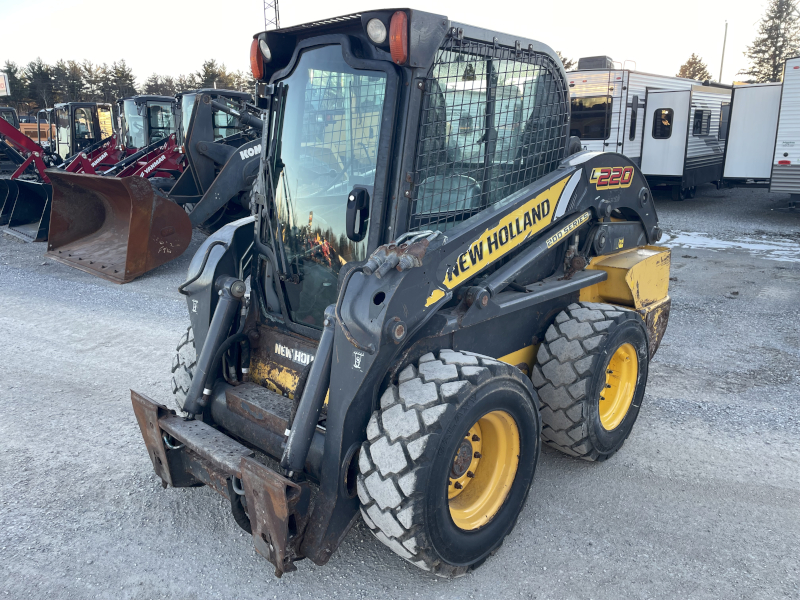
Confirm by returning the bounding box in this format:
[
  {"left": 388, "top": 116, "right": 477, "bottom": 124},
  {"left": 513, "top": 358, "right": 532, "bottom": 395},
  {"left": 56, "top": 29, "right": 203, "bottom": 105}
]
[
  {"left": 466, "top": 471, "right": 474, "bottom": 478},
  {"left": 472, "top": 434, "right": 480, "bottom": 442},
  {"left": 605, "top": 384, "right": 612, "bottom": 388},
  {"left": 454, "top": 481, "right": 463, "bottom": 489},
  {"left": 607, "top": 370, "right": 613, "bottom": 374},
  {"left": 474, "top": 451, "right": 482, "bottom": 459},
  {"left": 448, "top": 479, "right": 452, "bottom": 486}
]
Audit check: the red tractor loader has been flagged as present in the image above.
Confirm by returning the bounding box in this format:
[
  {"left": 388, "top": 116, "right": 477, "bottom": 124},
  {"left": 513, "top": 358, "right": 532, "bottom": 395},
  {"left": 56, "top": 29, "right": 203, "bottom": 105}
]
[
  {"left": 0, "top": 102, "right": 115, "bottom": 241},
  {"left": 46, "top": 91, "right": 263, "bottom": 283}
]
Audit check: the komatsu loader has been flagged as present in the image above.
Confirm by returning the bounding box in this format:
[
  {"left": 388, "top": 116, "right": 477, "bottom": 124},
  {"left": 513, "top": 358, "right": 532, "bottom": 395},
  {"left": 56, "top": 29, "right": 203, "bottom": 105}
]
[{"left": 132, "top": 9, "right": 672, "bottom": 578}]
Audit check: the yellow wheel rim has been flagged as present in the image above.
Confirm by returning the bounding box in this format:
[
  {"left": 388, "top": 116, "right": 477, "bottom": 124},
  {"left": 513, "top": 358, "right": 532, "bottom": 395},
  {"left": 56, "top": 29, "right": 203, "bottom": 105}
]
[
  {"left": 599, "top": 343, "right": 638, "bottom": 431},
  {"left": 448, "top": 410, "right": 520, "bottom": 531}
]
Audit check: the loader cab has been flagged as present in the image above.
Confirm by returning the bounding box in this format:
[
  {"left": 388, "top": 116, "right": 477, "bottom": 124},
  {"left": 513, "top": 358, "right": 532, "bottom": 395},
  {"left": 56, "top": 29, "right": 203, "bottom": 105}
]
[
  {"left": 0, "top": 106, "right": 19, "bottom": 129},
  {"left": 46, "top": 102, "right": 115, "bottom": 161},
  {"left": 176, "top": 89, "right": 252, "bottom": 146},
  {"left": 117, "top": 95, "right": 178, "bottom": 152},
  {"left": 250, "top": 11, "right": 569, "bottom": 331}
]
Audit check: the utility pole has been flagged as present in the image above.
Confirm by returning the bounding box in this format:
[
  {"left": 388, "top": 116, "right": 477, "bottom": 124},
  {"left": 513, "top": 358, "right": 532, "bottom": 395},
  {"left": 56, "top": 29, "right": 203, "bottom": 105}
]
[
  {"left": 264, "top": 0, "right": 280, "bottom": 30},
  {"left": 719, "top": 20, "right": 728, "bottom": 82}
]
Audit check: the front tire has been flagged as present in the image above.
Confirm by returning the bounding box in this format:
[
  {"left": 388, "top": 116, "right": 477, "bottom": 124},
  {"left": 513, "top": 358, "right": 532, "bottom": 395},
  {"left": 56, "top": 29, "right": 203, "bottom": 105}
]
[
  {"left": 532, "top": 302, "right": 650, "bottom": 461},
  {"left": 357, "top": 350, "right": 540, "bottom": 576},
  {"left": 170, "top": 325, "right": 196, "bottom": 412}
]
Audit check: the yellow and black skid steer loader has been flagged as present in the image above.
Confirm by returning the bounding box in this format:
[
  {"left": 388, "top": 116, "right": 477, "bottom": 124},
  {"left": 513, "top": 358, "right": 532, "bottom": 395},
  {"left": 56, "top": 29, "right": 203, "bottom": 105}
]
[{"left": 131, "top": 9, "right": 671, "bottom": 578}]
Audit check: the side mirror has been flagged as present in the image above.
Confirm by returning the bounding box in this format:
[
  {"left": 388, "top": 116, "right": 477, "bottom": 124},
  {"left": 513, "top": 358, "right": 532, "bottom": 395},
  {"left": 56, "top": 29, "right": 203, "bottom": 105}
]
[{"left": 346, "top": 186, "right": 370, "bottom": 242}]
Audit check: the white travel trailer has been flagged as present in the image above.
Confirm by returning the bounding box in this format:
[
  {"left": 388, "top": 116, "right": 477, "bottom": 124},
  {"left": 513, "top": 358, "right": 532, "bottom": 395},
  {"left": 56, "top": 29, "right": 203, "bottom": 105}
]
[
  {"left": 722, "top": 83, "right": 782, "bottom": 185},
  {"left": 770, "top": 56, "right": 800, "bottom": 199},
  {"left": 568, "top": 57, "right": 731, "bottom": 200}
]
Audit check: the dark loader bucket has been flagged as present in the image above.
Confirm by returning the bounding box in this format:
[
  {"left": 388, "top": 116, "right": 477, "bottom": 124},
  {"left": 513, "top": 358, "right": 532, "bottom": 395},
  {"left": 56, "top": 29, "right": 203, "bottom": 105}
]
[
  {"left": 5, "top": 180, "right": 53, "bottom": 242},
  {"left": 45, "top": 171, "right": 192, "bottom": 283},
  {"left": 0, "top": 179, "right": 18, "bottom": 226}
]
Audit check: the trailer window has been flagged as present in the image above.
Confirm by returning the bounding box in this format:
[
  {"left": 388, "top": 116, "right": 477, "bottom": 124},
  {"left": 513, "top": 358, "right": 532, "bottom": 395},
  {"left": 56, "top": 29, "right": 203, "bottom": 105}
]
[
  {"left": 652, "top": 108, "right": 673, "bottom": 139},
  {"left": 409, "top": 40, "right": 568, "bottom": 232},
  {"left": 719, "top": 103, "right": 730, "bottom": 140},
  {"left": 692, "top": 109, "right": 711, "bottom": 136},
  {"left": 570, "top": 95, "right": 612, "bottom": 140},
  {"left": 629, "top": 95, "right": 638, "bottom": 141}
]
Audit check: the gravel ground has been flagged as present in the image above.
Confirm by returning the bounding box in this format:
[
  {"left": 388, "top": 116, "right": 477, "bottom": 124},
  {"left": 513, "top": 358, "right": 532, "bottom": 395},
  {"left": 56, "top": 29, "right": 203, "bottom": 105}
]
[{"left": 1, "top": 185, "right": 798, "bottom": 599}]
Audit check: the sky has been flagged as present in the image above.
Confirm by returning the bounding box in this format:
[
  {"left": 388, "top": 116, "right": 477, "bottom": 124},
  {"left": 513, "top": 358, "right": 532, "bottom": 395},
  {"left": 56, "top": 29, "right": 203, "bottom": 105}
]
[{"left": 0, "top": 0, "right": 777, "bottom": 85}]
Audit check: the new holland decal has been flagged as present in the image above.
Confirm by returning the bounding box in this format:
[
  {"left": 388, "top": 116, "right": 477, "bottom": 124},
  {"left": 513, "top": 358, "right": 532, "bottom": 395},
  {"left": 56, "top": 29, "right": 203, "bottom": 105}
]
[
  {"left": 590, "top": 166, "right": 634, "bottom": 189},
  {"left": 424, "top": 176, "right": 571, "bottom": 307}
]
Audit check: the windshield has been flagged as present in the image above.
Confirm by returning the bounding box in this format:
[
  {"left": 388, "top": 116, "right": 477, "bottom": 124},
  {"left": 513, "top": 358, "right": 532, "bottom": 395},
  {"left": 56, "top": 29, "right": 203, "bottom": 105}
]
[
  {"left": 0, "top": 109, "right": 19, "bottom": 129},
  {"left": 122, "top": 99, "right": 146, "bottom": 149},
  {"left": 273, "top": 44, "right": 387, "bottom": 328},
  {"left": 148, "top": 101, "right": 175, "bottom": 143},
  {"left": 180, "top": 94, "right": 196, "bottom": 143},
  {"left": 182, "top": 93, "right": 244, "bottom": 143}
]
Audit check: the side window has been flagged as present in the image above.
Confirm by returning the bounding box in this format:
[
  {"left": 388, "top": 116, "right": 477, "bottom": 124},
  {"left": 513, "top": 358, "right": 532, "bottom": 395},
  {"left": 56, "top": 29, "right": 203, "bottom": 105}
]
[
  {"left": 629, "top": 94, "right": 638, "bottom": 141},
  {"left": 719, "top": 103, "right": 730, "bottom": 140},
  {"left": 410, "top": 44, "right": 568, "bottom": 232},
  {"left": 56, "top": 107, "right": 71, "bottom": 158},
  {"left": 570, "top": 96, "right": 612, "bottom": 140},
  {"left": 147, "top": 102, "right": 175, "bottom": 143},
  {"left": 692, "top": 109, "right": 711, "bottom": 136},
  {"left": 652, "top": 108, "right": 673, "bottom": 139}
]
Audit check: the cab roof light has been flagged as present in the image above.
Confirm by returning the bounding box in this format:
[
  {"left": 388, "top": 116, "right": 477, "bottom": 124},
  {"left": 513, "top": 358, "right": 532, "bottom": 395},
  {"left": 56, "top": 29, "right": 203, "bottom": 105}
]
[
  {"left": 250, "top": 38, "right": 264, "bottom": 80},
  {"left": 366, "top": 18, "right": 387, "bottom": 44},
  {"left": 389, "top": 11, "right": 408, "bottom": 65}
]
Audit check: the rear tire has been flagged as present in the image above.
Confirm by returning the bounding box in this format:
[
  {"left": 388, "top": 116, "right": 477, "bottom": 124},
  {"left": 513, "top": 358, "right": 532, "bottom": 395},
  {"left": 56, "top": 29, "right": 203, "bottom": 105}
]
[
  {"left": 357, "top": 350, "right": 540, "bottom": 577},
  {"left": 532, "top": 302, "right": 649, "bottom": 461},
  {"left": 170, "top": 325, "right": 196, "bottom": 412},
  {"left": 671, "top": 185, "right": 686, "bottom": 201}
]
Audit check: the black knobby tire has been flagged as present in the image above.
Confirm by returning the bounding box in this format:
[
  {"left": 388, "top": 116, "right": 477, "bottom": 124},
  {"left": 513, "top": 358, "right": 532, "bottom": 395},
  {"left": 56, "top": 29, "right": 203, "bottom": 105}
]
[
  {"left": 357, "top": 350, "right": 541, "bottom": 577},
  {"left": 532, "top": 302, "right": 650, "bottom": 461},
  {"left": 170, "top": 325, "right": 196, "bottom": 412},
  {"left": 671, "top": 185, "right": 686, "bottom": 201}
]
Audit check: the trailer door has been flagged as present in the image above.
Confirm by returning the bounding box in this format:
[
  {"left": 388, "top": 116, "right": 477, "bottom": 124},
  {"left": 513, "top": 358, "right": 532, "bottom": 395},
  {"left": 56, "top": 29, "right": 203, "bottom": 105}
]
[
  {"left": 640, "top": 90, "right": 690, "bottom": 176},
  {"left": 770, "top": 57, "right": 800, "bottom": 194}
]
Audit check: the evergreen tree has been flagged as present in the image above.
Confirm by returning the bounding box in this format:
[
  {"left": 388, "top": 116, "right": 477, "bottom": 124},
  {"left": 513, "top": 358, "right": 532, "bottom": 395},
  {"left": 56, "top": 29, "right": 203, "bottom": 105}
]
[
  {"left": 556, "top": 51, "right": 576, "bottom": 71},
  {"left": 176, "top": 73, "right": 199, "bottom": 93},
  {"left": 143, "top": 73, "right": 162, "bottom": 94},
  {"left": 195, "top": 59, "right": 224, "bottom": 88},
  {"left": 677, "top": 54, "right": 713, "bottom": 81},
  {"left": 110, "top": 60, "right": 137, "bottom": 99},
  {"left": 25, "top": 58, "right": 54, "bottom": 108},
  {"left": 52, "top": 60, "right": 86, "bottom": 102},
  {"left": 740, "top": 0, "right": 800, "bottom": 82},
  {"left": 160, "top": 76, "right": 177, "bottom": 96},
  {"left": 81, "top": 60, "right": 102, "bottom": 101}
]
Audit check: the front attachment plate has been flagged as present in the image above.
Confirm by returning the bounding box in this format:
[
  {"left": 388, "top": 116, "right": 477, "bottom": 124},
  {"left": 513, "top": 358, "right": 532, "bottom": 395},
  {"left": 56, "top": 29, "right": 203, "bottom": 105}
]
[{"left": 240, "top": 457, "right": 311, "bottom": 577}]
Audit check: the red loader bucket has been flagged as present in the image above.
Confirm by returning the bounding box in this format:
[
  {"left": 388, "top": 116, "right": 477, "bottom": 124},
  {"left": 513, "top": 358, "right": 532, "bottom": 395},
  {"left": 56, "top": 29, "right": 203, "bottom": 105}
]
[{"left": 45, "top": 171, "right": 192, "bottom": 283}]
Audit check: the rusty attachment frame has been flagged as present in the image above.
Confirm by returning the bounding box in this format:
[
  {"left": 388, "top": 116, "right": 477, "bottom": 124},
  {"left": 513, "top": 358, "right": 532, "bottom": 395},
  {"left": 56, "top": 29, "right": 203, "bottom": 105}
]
[{"left": 130, "top": 391, "right": 311, "bottom": 576}]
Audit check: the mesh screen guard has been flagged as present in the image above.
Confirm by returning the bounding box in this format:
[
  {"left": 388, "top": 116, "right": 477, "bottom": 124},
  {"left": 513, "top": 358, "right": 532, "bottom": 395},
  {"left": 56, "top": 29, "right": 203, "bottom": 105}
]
[{"left": 409, "top": 37, "right": 569, "bottom": 232}]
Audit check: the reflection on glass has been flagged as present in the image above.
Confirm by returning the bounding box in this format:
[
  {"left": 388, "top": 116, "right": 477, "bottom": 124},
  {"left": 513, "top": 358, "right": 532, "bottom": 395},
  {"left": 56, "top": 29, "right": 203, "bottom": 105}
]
[
  {"left": 122, "top": 99, "right": 146, "bottom": 149},
  {"left": 274, "top": 44, "right": 386, "bottom": 327},
  {"left": 98, "top": 105, "right": 114, "bottom": 140}
]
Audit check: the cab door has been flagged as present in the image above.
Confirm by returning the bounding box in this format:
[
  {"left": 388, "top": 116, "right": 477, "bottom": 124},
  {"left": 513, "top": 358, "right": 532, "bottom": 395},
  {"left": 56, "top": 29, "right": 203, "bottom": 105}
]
[{"left": 640, "top": 90, "right": 690, "bottom": 176}]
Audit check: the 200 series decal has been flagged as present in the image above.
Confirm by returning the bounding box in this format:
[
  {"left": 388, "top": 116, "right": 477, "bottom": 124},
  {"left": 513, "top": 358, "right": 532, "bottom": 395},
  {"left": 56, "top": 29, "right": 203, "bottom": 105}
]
[
  {"left": 424, "top": 176, "right": 571, "bottom": 307},
  {"left": 590, "top": 166, "right": 634, "bottom": 189}
]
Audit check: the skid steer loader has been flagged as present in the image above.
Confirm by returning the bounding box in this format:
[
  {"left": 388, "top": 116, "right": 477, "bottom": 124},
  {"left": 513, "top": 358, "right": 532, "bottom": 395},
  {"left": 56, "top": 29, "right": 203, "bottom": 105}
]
[
  {"left": 45, "top": 91, "right": 263, "bottom": 283},
  {"left": 131, "top": 9, "right": 672, "bottom": 578},
  {"left": 0, "top": 102, "right": 116, "bottom": 242}
]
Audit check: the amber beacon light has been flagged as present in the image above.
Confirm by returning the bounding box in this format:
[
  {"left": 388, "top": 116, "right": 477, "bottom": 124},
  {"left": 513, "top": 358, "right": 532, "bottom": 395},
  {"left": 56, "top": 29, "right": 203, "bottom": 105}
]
[
  {"left": 250, "top": 38, "right": 264, "bottom": 79},
  {"left": 389, "top": 11, "right": 408, "bottom": 65}
]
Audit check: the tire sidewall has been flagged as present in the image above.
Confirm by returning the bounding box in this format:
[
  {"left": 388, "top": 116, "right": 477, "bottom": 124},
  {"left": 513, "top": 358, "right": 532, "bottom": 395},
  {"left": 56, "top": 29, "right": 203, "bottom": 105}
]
[
  {"left": 423, "top": 378, "right": 540, "bottom": 566},
  {"left": 586, "top": 316, "right": 649, "bottom": 455}
]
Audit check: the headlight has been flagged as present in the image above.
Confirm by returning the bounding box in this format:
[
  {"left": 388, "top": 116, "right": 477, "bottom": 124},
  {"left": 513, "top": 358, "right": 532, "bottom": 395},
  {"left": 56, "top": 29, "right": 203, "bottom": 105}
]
[
  {"left": 259, "top": 39, "right": 272, "bottom": 63},
  {"left": 366, "top": 18, "right": 387, "bottom": 44}
]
